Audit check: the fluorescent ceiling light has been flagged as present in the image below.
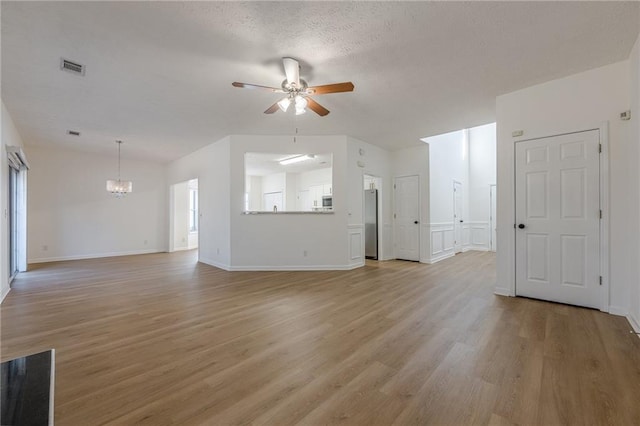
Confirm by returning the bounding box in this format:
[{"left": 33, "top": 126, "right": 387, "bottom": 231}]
[{"left": 279, "top": 154, "right": 315, "bottom": 165}]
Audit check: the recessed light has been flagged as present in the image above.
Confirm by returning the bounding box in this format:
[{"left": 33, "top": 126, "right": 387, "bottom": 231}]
[{"left": 67, "top": 130, "right": 81, "bottom": 136}]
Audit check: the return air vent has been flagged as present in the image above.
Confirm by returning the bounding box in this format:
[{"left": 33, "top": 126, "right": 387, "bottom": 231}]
[
  {"left": 60, "top": 58, "right": 85, "bottom": 75},
  {"left": 67, "top": 130, "right": 80, "bottom": 136}
]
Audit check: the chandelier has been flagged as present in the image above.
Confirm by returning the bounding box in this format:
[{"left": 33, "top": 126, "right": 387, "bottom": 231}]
[{"left": 106, "top": 140, "right": 132, "bottom": 198}]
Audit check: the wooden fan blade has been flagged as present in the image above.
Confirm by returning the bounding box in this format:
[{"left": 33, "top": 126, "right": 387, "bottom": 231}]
[
  {"left": 264, "top": 102, "right": 280, "bottom": 114},
  {"left": 306, "top": 97, "right": 330, "bottom": 117},
  {"left": 307, "top": 82, "right": 354, "bottom": 95},
  {"left": 232, "top": 82, "right": 284, "bottom": 93},
  {"left": 282, "top": 57, "right": 300, "bottom": 87}
]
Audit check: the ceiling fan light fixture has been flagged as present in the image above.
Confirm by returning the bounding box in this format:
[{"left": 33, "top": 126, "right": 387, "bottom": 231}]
[
  {"left": 277, "top": 97, "right": 291, "bottom": 112},
  {"left": 295, "top": 95, "right": 307, "bottom": 108},
  {"left": 294, "top": 95, "right": 308, "bottom": 115}
]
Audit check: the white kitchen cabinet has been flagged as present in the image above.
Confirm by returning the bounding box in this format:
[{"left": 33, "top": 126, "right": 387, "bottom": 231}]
[{"left": 309, "top": 185, "right": 323, "bottom": 209}]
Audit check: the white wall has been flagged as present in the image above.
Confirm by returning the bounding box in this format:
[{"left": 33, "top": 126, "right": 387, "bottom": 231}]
[
  {"left": 167, "top": 137, "right": 231, "bottom": 268},
  {"left": 1, "top": 101, "right": 26, "bottom": 302},
  {"left": 631, "top": 30, "right": 640, "bottom": 332},
  {"left": 495, "top": 61, "right": 633, "bottom": 316},
  {"left": 347, "top": 137, "right": 393, "bottom": 261},
  {"left": 391, "top": 145, "right": 430, "bottom": 263},
  {"left": 468, "top": 123, "right": 497, "bottom": 251},
  {"left": 426, "top": 130, "right": 469, "bottom": 223},
  {"left": 27, "top": 145, "right": 167, "bottom": 262}
]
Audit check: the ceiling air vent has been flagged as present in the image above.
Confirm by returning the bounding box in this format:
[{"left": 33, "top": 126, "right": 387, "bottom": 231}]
[
  {"left": 60, "top": 58, "right": 85, "bottom": 76},
  {"left": 67, "top": 130, "right": 81, "bottom": 136}
]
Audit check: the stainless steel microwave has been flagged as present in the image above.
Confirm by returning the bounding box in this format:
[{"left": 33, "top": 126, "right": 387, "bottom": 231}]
[{"left": 322, "top": 196, "right": 333, "bottom": 208}]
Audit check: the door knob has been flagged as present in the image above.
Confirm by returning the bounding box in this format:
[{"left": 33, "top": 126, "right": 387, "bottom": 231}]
[
  {"left": 518, "top": 224, "right": 525, "bottom": 229},
  {"left": 460, "top": 220, "right": 464, "bottom": 223},
  {"left": 414, "top": 220, "right": 419, "bottom": 224}
]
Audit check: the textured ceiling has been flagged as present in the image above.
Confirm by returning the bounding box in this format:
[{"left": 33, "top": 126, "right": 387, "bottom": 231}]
[{"left": 2, "top": 1, "right": 638, "bottom": 163}]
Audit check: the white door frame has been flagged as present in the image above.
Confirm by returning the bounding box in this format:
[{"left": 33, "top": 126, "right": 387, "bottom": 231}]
[
  {"left": 363, "top": 173, "right": 383, "bottom": 260},
  {"left": 511, "top": 123, "right": 610, "bottom": 312},
  {"left": 453, "top": 180, "right": 463, "bottom": 254},
  {"left": 489, "top": 184, "right": 497, "bottom": 252},
  {"left": 393, "top": 174, "right": 421, "bottom": 261}
]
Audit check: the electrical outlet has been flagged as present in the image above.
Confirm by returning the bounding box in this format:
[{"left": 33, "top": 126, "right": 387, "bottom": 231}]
[
  {"left": 144, "top": 240, "right": 148, "bottom": 245},
  {"left": 42, "top": 245, "right": 48, "bottom": 251},
  {"left": 303, "top": 250, "right": 308, "bottom": 257}
]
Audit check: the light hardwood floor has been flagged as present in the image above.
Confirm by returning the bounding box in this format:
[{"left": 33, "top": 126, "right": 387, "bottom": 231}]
[{"left": 2, "top": 251, "right": 639, "bottom": 425}]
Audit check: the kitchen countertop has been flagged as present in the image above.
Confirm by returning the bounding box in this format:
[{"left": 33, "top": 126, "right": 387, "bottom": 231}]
[{"left": 1, "top": 350, "right": 55, "bottom": 426}]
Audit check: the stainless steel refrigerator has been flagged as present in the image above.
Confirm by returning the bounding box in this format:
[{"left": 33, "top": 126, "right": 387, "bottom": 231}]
[{"left": 364, "top": 189, "right": 378, "bottom": 259}]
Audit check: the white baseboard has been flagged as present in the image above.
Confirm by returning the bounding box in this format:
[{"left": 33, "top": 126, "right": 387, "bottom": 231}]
[
  {"left": 424, "top": 252, "right": 455, "bottom": 264},
  {"left": 228, "top": 263, "right": 363, "bottom": 271},
  {"left": 199, "top": 258, "right": 363, "bottom": 272},
  {"left": 494, "top": 287, "right": 512, "bottom": 297},
  {"left": 1, "top": 287, "right": 11, "bottom": 304},
  {"left": 28, "top": 249, "right": 163, "bottom": 264},
  {"left": 608, "top": 305, "right": 628, "bottom": 317},
  {"left": 198, "top": 258, "right": 231, "bottom": 271},
  {"left": 628, "top": 313, "right": 640, "bottom": 331},
  {"left": 467, "top": 246, "right": 490, "bottom": 252}
]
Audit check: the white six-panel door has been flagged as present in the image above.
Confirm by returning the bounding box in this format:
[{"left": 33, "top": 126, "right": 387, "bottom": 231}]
[
  {"left": 515, "top": 130, "right": 601, "bottom": 309},
  {"left": 394, "top": 175, "right": 420, "bottom": 261}
]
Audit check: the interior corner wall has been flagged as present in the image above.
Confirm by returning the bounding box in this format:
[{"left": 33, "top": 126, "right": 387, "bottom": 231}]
[
  {"left": 167, "top": 136, "right": 231, "bottom": 269},
  {"left": 468, "top": 123, "right": 497, "bottom": 251},
  {"left": 347, "top": 136, "right": 393, "bottom": 261},
  {"left": 228, "top": 135, "right": 351, "bottom": 270},
  {"left": 391, "top": 145, "right": 430, "bottom": 263},
  {"left": 27, "top": 145, "right": 167, "bottom": 263},
  {"left": 495, "top": 60, "right": 634, "bottom": 314},
  {"left": 630, "top": 30, "right": 640, "bottom": 331},
  {"left": 1, "top": 101, "right": 26, "bottom": 303},
  {"left": 425, "top": 130, "right": 469, "bottom": 262}
]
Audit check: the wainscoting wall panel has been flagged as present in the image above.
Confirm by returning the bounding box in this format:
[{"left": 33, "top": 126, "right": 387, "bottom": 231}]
[
  {"left": 466, "top": 221, "right": 490, "bottom": 252},
  {"left": 427, "top": 222, "right": 455, "bottom": 264},
  {"left": 348, "top": 224, "right": 365, "bottom": 268}
]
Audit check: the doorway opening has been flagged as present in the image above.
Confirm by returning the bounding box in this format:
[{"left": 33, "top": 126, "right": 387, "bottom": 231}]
[
  {"left": 6, "top": 146, "right": 28, "bottom": 286},
  {"left": 170, "top": 178, "right": 199, "bottom": 253},
  {"left": 364, "top": 174, "right": 382, "bottom": 260}
]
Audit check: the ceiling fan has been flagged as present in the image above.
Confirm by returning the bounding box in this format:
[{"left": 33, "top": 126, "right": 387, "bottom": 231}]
[{"left": 232, "top": 57, "right": 354, "bottom": 117}]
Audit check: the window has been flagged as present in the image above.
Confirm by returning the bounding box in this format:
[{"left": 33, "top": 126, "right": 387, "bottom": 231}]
[{"left": 189, "top": 188, "right": 198, "bottom": 232}]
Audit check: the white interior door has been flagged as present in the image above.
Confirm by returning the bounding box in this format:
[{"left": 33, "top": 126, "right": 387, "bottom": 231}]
[
  {"left": 490, "top": 184, "right": 497, "bottom": 252},
  {"left": 515, "top": 130, "right": 600, "bottom": 308},
  {"left": 394, "top": 175, "right": 420, "bottom": 261},
  {"left": 453, "top": 181, "right": 463, "bottom": 254}
]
